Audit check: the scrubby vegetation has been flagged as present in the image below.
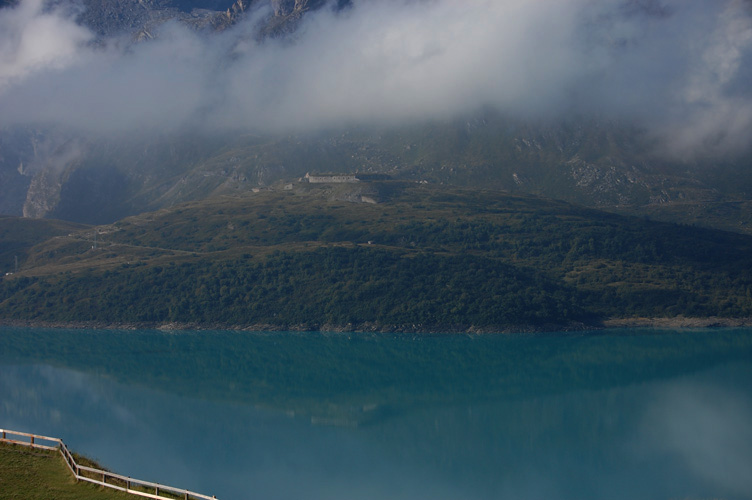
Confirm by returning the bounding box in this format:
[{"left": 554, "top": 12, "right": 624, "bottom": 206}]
[
  {"left": 0, "top": 216, "right": 87, "bottom": 274},
  {"left": 1, "top": 184, "right": 752, "bottom": 331}
]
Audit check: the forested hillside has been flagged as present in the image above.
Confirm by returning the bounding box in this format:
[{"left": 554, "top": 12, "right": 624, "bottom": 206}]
[{"left": 2, "top": 183, "right": 751, "bottom": 332}]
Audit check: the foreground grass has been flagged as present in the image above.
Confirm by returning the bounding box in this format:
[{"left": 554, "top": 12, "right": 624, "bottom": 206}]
[{"left": 0, "top": 443, "right": 129, "bottom": 500}]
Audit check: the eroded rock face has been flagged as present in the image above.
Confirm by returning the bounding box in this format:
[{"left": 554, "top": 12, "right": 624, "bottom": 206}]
[
  {"left": 0, "top": 128, "right": 36, "bottom": 216},
  {"left": 0, "top": 128, "right": 86, "bottom": 218},
  {"left": 271, "top": 0, "right": 325, "bottom": 16},
  {"left": 23, "top": 168, "right": 66, "bottom": 219},
  {"left": 74, "top": 0, "right": 334, "bottom": 38}
]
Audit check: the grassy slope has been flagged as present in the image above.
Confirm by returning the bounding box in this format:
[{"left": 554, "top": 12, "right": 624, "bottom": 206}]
[
  {"left": 143, "top": 118, "right": 752, "bottom": 234},
  {"left": 1, "top": 183, "right": 752, "bottom": 331},
  {"left": 0, "top": 217, "right": 88, "bottom": 275},
  {"left": 0, "top": 443, "right": 128, "bottom": 500},
  {"left": 19, "top": 114, "right": 751, "bottom": 234}
]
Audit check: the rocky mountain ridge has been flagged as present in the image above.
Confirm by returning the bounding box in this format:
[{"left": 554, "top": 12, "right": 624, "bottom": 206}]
[{"left": 72, "top": 0, "right": 342, "bottom": 38}]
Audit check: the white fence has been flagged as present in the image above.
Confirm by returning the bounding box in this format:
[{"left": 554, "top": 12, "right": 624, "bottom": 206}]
[{"left": 0, "top": 428, "right": 217, "bottom": 500}]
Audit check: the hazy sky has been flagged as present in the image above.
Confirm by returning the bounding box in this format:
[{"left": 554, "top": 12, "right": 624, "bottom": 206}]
[{"left": 1, "top": 0, "right": 751, "bottom": 157}]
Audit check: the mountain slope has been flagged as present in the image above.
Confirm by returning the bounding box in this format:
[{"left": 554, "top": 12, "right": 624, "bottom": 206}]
[
  {"left": 1, "top": 0, "right": 750, "bottom": 235},
  {"left": 0, "top": 216, "right": 87, "bottom": 274},
  {"left": 2, "top": 183, "right": 751, "bottom": 331},
  {"left": 6, "top": 114, "right": 752, "bottom": 232}
]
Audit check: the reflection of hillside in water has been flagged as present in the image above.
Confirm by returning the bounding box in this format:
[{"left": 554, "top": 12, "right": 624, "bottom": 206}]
[
  {"left": 2, "top": 358, "right": 750, "bottom": 500},
  {"left": 1, "top": 327, "right": 751, "bottom": 425}
]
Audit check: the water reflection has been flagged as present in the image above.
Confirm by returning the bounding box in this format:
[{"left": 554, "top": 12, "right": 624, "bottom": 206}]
[{"left": 1, "top": 328, "right": 751, "bottom": 500}]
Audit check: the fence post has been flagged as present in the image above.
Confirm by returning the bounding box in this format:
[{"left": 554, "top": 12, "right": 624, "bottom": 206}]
[{"left": 2, "top": 429, "right": 216, "bottom": 500}]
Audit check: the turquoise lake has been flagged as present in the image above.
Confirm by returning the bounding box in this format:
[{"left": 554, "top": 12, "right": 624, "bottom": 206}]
[{"left": 1, "top": 327, "right": 752, "bottom": 500}]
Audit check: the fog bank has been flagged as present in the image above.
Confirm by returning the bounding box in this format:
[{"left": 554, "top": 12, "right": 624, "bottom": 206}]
[{"left": 1, "top": 0, "right": 751, "bottom": 157}]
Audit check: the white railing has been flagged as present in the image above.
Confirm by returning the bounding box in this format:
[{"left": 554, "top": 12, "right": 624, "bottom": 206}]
[{"left": 0, "top": 428, "right": 217, "bottom": 500}]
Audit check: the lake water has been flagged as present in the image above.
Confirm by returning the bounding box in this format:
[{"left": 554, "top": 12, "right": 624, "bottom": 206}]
[{"left": 1, "top": 327, "right": 751, "bottom": 500}]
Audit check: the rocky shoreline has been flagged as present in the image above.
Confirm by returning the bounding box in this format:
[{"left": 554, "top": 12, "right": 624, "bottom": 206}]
[
  {"left": 1, "top": 317, "right": 751, "bottom": 334},
  {"left": 601, "top": 317, "right": 752, "bottom": 329}
]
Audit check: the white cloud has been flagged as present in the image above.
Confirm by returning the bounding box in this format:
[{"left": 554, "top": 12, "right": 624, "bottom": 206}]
[
  {"left": 0, "top": 0, "right": 91, "bottom": 90},
  {"left": 663, "top": 0, "right": 752, "bottom": 156},
  {"left": 643, "top": 378, "right": 752, "bottom": 497},
  {"left": 0, "top": 0, "right": 751, "bottom": 157}
]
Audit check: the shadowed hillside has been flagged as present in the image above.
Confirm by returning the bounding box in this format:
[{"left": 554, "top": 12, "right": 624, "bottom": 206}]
[{"left": 2, "top": 184, "right": 751, "bottom": 331}]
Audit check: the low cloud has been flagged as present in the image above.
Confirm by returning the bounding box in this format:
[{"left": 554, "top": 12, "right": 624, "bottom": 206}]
[
  {"left": 642, "top": 377, "right": 752, "bottom": 497},
  {"left": 0, "top": 0, "right": 91, "bottom": 89},
  {"left": 1, "top": 0, "right": 751, "bottom": 158}
]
